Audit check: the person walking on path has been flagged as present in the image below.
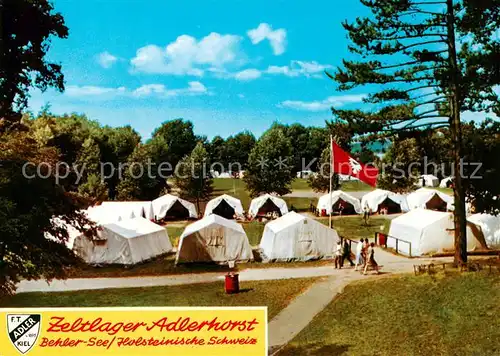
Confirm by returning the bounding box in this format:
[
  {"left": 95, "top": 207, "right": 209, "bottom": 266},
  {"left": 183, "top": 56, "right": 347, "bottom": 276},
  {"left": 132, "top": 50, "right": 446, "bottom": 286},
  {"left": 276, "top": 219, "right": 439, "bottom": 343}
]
[
  {"left": 354, "top": 240, "right": 364, "bottom": 271},
  {"left": 342, "top": 240, "right": 355, "bottom": 268},
  {"left": 334, "top": 240, "right": 343, "bottom": 269},
  {"left": 364, "top": 242, "right": 380, "bottom": 275}
]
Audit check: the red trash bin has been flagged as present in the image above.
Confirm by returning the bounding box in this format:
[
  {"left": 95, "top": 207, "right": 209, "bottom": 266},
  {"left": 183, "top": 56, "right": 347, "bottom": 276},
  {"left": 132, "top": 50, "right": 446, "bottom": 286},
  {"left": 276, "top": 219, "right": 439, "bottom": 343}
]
[
  {"left": 225, "top": 273, "right": 239, "bottom": 294},
  {"left": 378, "top": 233, "right": 387, "bottom": 247}
]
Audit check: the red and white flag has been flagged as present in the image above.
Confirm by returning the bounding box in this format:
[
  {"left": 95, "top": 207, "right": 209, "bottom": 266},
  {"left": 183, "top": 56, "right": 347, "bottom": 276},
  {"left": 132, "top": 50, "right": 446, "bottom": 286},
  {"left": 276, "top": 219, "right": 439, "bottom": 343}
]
[{"left": 331, "top": 140, "right": 379, "bottom": 187}]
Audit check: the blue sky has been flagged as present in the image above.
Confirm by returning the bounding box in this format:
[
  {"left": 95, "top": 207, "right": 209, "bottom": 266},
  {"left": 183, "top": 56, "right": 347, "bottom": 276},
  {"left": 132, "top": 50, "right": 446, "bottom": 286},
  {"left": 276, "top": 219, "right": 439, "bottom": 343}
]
[{"left": 29, "top": 0, "right": 375, "bottom": 139}]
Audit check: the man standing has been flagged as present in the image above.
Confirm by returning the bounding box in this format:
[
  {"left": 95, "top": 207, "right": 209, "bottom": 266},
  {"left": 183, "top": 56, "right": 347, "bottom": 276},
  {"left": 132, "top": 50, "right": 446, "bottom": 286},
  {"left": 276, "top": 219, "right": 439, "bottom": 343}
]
[
  {"left": 334, "top": 240, "right": 343, "bottom": 269},
  {"left": 342, "top": 240, "right": 355, "bottom": 267}
]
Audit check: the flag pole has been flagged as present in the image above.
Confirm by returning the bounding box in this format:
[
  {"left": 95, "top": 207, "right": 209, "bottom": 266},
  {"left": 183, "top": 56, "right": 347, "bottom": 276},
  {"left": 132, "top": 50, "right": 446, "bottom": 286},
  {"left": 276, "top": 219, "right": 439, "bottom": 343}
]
[{"left": 329, "top": 135, "right": 333, "bottom": 229}]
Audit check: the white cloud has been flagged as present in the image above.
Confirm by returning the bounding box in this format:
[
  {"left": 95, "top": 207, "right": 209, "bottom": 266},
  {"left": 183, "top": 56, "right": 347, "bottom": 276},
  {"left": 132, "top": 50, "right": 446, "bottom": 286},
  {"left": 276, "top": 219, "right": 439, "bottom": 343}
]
[
  {"left": 247, "top": 23, "right": 287, "bottom": 55},
  {"left": 267, "top": 60, "right": 332, "bottom": 78},
  {"left": 96, "top": 52, "right": 118, "bottom": 69},
  {"left": 66, "top": 82, "right": 208, "bottom": 99},
  {"left": 65, "top": 85, "right": 127, "bottom": 97},
  {"left": 130, "top": 33, "right": 242, "bottom": 76},
  {"left": 238, "top": 94, "right": 245, "bottom": 98},
  {"left": 234, "top": 69, "right": 262, "bottom": 81},
  {"left": 132, "top": 81, "right": 209, "bottom": 97},
  {"left": 279, "top": 94, "right": 367, "bottom": 112}
]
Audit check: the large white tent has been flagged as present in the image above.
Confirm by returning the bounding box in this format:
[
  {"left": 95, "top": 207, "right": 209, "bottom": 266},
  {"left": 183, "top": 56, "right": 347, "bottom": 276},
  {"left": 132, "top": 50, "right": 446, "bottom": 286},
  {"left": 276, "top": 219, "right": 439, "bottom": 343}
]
[
  {"left": 407, "top": 188, "right": 454, "bottom": 212},
  {"left": 361, "top": 189, "right": 409, "bottom": 214},
  {"left": 204, "top": 194, "right": 244, "bottom": 219},
  {"left": 175, "top": 214, "right": 253, "bottom": 264},
  {"left": 467, "top": 213, "right": 500, "bottom": 248},
  {"left": 387, "top": 209, "right": 487, "bottom": 256},
  {"left": 152, "top": 194, "right": 197, "bottom": 220},
  {"left": 260, "top": 212, "right": 340, "bottom": 261},
  {"left": 248, "top": 194, "right": 288, "bottom": 218},
  {"left": 317, "top": 191, "right": 362, "bottom": 215},
  {"left": 417, "top": 174, "right": 440, "bottom": 187},
  {"left": 99, "top": 201, "right": 155, "bottom": 221},
  {"left": 73, "top": 217, "right": 173, "bottom": 265}
]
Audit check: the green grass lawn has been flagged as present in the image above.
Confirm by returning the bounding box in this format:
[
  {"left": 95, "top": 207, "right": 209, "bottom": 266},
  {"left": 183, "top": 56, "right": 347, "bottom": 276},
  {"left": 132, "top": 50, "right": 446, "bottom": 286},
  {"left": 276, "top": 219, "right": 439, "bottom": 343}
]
[
  {"left": 290, "top": 178, "right": 311, "bottom": 191},
  {"left": 2, "top": 278, "right": 319, "bottom": 319},
  {"left": 339, "top": 180, "right": 374, "bottom": 191},
  {"left": 278, "top": 272, "right": 500, "bottom": 356},
  {"left": 317, "top": 215, "right": 390, "bottom": 241}
]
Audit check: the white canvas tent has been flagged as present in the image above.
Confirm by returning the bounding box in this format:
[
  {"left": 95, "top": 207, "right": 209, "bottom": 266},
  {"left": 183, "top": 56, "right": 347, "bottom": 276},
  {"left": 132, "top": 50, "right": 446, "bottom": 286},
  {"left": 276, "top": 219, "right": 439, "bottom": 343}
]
[
  {"left": 152, "top": 194, "right": 197, "bottom": 220},
  {"left": 99, "top": 201, "right": 155, "bottom": 221},
  {"left": 260, "top": 212, "right": 339, "bottom": 261},
  {"left": 361, "top": 189, "right": 409, "bottom": 214},
  {"left": 248, "top": 194, "right": 288, "bottom": 218},
  {"left": 204, "top": 194, "right": 244, "bottom": 219},
  {"left": 317, "top": 191, "right": 362, "bottom": 215},
  {"left": 407, "top": 188, "right": 454, "bottom": 212},
  {"left": 440, "top": 177, "right": 453, "bottom": 188},
  {"left": 73, "top": 217, "right": 173, "bottom": 265},
  {"left": 176, "top": 214, "right": 253, "bottom": 264},
  {"left": 467, "top": 213, "right": 500, "bottom": 248},
  {"left": 387, "top": 209, "right": 487, "bottom": 256},
  {"left": 417, "top": 174, "right": 439, "bottom": 187}
]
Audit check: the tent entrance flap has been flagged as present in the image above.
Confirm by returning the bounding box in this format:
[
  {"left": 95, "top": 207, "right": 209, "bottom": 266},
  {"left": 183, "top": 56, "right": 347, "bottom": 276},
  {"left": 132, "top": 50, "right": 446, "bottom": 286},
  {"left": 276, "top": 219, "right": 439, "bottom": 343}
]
[
  {"left": 257, "top": 198, "right": 282, "bottom": 217},
  {"left": 332, "top": 198, "right": 356, "bottom": 215},
  {"left": 378, "top": 197, "right": 401, "bottom": 214},
  {"left": 425, "top": 193, "right": 448, "bottom": 212},
  {"left": 164, "top": 200, "right": 190, "bottom": 220},
  {"left": 212, "top": 199, "right": 236, "bottom": 219}
]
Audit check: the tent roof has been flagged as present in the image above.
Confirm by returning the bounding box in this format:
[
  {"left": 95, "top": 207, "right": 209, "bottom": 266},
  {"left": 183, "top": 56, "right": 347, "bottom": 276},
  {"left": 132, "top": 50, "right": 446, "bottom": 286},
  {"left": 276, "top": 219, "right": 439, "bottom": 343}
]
[
  {"left": 407, "top": 188, "right": 453, "bottom": 209},
  {"left": 361, "top": 189, "right": 409, "bottom": 211},
  {"left": 181, "top": 214, "right": 245, "bottom": 238},
  {"left": 265, "top": 212, "right": 323, "bottom": 233},
  {"left": 317, "top": 190, "right": 362, "bottom": 213},
  {"left": 103, "top": 217, "right": 165, "bottom": 239},
  {"left": 391, "top": 208, "right": 450, "bottom": 229},
  {"left": 152, "top": 194, "right": 197, "bottom": 219},
  {"left": 204, "top": 194, "right": 244, "bottom": 216},
  {"left": 99, "top": 201, "right": 155, "bottom": 220},
  {"left": 248, "top": 194, "right": 288, "bottom": 217}
]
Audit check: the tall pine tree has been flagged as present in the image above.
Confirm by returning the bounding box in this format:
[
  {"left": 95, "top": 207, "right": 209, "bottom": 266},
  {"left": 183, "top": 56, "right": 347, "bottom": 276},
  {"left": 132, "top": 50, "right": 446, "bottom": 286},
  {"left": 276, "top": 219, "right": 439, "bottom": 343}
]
[{"left": 329, "top": 0, "right": 500, "bottom": 264}]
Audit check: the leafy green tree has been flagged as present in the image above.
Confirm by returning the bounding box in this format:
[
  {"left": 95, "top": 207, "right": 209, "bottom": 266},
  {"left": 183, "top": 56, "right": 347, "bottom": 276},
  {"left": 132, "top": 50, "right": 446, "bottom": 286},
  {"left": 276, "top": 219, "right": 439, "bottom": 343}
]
[
  {"left": 96, "top": 125, "right": 141, "bottom": 198},
  {"left": 378, "top": 138, "right": 421, "bottom": 192},
  {"left": 151, "top": 119, "right": 197, "bottom": 172},
  {"left": 116, "top": 144, "right": 164, "bottom": 201},
  {"left": 225, "top": 131, "right": 256, "bottom": 171},
  {"left": 0, "top": 0, "right": 68, "bottom": 124},
  {"left": 0, "top": 130, "right": 93, "bottom": 297},
  {"left": 75, "top": 138, "right": 108, "bottom": 202},
  {"left": 78, "top": 174, "right": 108, "bottom": 203},
  {"left": 207, "top": 135, "right": 227, "bottom": 173},
  {"left": 244, "top": 127, "right": 294, "bottom": 197},
  {"left": 173, "top": 143, "right": 213, "bottom": 212},
  {"left": 329, "top": 0, "right": 500, "bottom": 264}
]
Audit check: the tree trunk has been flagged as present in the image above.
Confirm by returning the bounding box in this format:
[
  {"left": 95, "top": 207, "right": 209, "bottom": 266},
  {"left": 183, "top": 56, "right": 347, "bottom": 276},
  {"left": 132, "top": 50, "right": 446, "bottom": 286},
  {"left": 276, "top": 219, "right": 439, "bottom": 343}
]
[{"left": 446, "top": 0, "right": 467, "bottom": 265}]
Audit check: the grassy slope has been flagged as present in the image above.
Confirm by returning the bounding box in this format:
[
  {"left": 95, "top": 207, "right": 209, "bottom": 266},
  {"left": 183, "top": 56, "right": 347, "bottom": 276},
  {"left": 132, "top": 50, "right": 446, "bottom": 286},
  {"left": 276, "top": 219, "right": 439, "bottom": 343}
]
[
  {"left": 2, "top": 278, "right": 319, "bottom": 319},
  {"left": 279, "top": 272, "right": 500, "bottom": 356}
]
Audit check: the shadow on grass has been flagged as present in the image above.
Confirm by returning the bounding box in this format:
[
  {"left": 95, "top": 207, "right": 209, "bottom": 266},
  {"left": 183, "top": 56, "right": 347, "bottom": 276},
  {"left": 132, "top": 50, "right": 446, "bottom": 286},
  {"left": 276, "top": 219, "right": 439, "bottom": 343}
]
[
  {"left": 277, "top": 343, "right": 350, "bottom": 355},
  {"left": 236, "top": 288, "right": 254, "bottom": 294}
]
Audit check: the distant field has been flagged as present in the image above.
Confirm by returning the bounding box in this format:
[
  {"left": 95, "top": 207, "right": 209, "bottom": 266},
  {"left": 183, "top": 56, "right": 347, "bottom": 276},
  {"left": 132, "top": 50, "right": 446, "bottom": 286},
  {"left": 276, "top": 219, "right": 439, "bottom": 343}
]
[
  {"left": 2, "top": 278, "right": 319, "bottom": 319},
  {"left": 317, "top": 216, "right": 390, "bottom": 241},
  {"left": 278, "top": 271, "right": 500, "bottom": 355}
]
